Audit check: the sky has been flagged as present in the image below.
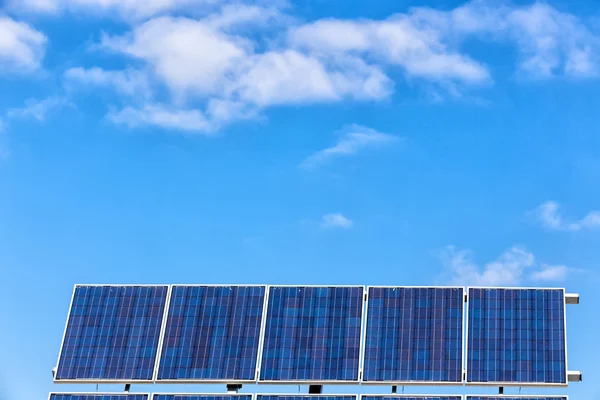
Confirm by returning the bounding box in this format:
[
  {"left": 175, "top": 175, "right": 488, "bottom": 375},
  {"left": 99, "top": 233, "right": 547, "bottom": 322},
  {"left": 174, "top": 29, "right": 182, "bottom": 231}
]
[{"left": 0, "top": 0, "right": 599, "bottom": 398}]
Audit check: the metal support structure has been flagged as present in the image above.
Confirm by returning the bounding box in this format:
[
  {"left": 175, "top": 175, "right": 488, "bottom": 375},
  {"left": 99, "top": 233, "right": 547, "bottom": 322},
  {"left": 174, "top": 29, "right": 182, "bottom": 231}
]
[
  {"left": 498, "top": 387, "right": 504, "bottom": 395},
  {"left": 227, "top": 384, "right": 243, "bottom": 394},
  {"left": 566, "top": 293, "right": 580, "bottom": 304},
  {"left": 309, "top": 385, "right": 323, "bottom": 394},
  {"left": 568, "top": 370, "right": 583, "bottom": 382},
  {"left": 391, "top": 386, "right": 397, "bottom": 394},
  {"left": 124, "top": 384, "right": 131, "bottom": 393}
]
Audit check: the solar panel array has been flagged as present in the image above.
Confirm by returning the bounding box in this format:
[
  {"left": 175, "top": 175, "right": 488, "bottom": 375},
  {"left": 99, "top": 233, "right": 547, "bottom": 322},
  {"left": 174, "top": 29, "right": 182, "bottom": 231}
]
[
  {"left": 259, "top": 286, "right": 364, "bottom": 382},
  {"left": 157, "top": 285, "right": 265, "bottom": 381},
  {"left": 50, "top": 395, "right": 149, "bottom": 400},
  {"left": 55, "top": 285, "right": 168, "bottom": 381},
  {"left": 363, "top": 287, "right": 463, "bottom": 383},
  {"left": 466, "top": 288, "right": 567, "bottom": 385},
  {"left": 53, "top": 284, "right": 572, "bottom": 390}
]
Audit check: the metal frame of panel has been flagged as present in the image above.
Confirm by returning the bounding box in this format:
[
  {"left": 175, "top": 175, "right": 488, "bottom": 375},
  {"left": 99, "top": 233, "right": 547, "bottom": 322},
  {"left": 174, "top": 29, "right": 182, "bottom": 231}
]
[
  {"left": 54, "top": 284, "right": 170, "bottom": 384},
  {"left": 257, "top": 285, "right": 366, "bottom": 384},
  {"left": 359, "top": 395, "right": 463, "bottom": 400},
  {"left": 153, "top": 284, "right": 268, "bottom": 383},
  {"left": 466, "top": 397, "right": 568, "bottom": 400},
  {"left": 151, "top": 394, "right": 253, "bottom": 400},
  {"left": 48, "top": 393, "right": 151, "bottom": 400},
  {"left": 465, "top": 286, "right": 568, "bottom": 387},
  {"left": 361, "top": 286, "right": 465, "bottom": 386}
]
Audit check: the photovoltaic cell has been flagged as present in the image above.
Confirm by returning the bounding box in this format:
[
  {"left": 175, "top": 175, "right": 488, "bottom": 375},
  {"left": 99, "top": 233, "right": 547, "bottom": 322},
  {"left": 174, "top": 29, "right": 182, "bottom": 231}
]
[
  {"left": 55, "top": 285, "right": 168, "bottom": 381},
  {"left": 258, "top": 395, "right": 357, "bottom": 400},
  {"left": 467, "top": 288, "right": 567, "bottom": 384},
  {"left": 153, "top": 396, "right": 252, "bottom": 400},
  {"left": 50, "top": 395, "right": 148, "bottom": 400},
  {"left": 362, "top": 396, "right": 462, "bottom": 400},
  {"left": 363, "top": 287, "right": 464, "bottom": 383},
  {"left": 259, "top": 286, "right": 364, "bottom": 382},
  {"left": 157, "top": 285, "right": 266, "bottom": 381}
]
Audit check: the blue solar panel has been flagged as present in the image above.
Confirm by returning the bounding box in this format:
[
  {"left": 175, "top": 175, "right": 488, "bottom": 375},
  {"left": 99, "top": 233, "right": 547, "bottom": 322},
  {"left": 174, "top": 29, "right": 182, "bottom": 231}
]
[
  {"left": 50, "top": 395, "right": 148, "bottom": 400},
  {"left": 259, "top": 286, "right": 364, "bottom": 382},
  {"left": 468, "top": 397, "right": 567, "bottom": 400},
  {"left": 157, "top": 285, "right": 266, "bottom": 381},
  {"left": 153, "top": 396, "right": 252, "bottom": 400},
  {"left": 363, "top": 287, "right": 464, "bottom": 383},
  {"left": 362, "top": 396, "right": 461, "bottom": 400},
  {"left": 55, "top": 285, "right": 168, "bottom": 381},
  {"left": 467, "top": 288, "right": 567, "bottom": 384},
  {"left": 258, "top": 396, "right": 357, "bottom": 400}
]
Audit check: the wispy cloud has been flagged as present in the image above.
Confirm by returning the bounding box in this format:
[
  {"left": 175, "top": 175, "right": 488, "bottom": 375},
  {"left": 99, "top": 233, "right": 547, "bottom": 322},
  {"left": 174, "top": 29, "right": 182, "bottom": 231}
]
[
  {"left": 439, "top": 245, "right": 575, "bottom": 286},
  {"left": 301, "top": 124, "right": 399, "bottom": 169},
  {"left": 533, "top": 201, "right": 600, "bottom": 231},
  {"left": 321, "top": 213, "right": 353, "bottom": 229},
  {"left": 0, "top": 16, "right": 47, "bottom": 72},
  {"left": 64, "top": 67, "right": 152, "bottom": 98},
  {"left": 107, "top": 104, "right": 214, "bottom": 134},
  {"left": 6, "top": 96, "right": 72, "bottom": 122}
]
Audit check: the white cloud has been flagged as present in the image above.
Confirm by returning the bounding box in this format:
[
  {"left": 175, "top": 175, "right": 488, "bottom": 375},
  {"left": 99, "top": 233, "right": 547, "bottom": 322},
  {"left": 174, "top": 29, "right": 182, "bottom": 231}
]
[
  {"left": 440, "top": 245, "right": 571, "bottom": 285},
  {"left": 64, "top": 67, "right": 151, "bottom": 98},
  {"left": 0, "top": 16, "right": 47, "bottom": 71},
  {"left": 107, "top": 104, "right": 214, "bottom": 134},
  {"left": 530, "top": 264, "right": 569, "bottom": 282},
  {"left": 6, "top": 96, "right": 72, "bottom": 122},
  {"left": 8, "top": 0, "right": 215, "bottom": 20},
  {"left": 533, "top": 201, "right": 600, "bottom": 231},
  {"left": 321, "top": 213, "right": 353, "bottom": 229},
  {"left": 301, "top": 124, "right": 398, "bottom": 169},
  {"left": 290, "top": 18, "right": 490, "bottom": 85}
]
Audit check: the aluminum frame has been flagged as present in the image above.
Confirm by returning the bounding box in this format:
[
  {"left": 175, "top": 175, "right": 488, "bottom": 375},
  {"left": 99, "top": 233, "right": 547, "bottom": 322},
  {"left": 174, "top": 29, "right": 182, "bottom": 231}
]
[
  {"left": 257, "top": 284, "right": 367, "bottom": 385},
  {"left": 53, "top": 284, "right": 170, "bottom": 384},
  {"left": 48, "top": 393, "right": 151, "bottom": 400},
  {"left": 151, "top": 394, "right": 253, "bottom": 400},
  {"left": 153, "top": 284, "right": 269, "bottom": 384},
  {"left": 360, "top": 286, "right": 465, "bottom": 386},
  {"left": 359, "top": 395, "right": 463, "bottom": 400},
  {"left": 464, "top": 286, "right": 569, "bottom": 387}
]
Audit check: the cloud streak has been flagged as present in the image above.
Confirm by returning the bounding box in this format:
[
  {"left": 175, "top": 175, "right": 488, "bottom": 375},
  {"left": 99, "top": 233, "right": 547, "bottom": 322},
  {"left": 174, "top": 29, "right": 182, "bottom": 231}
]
[
  {"left": 301, "top": 125, "right": 399, "bottom": 169},
  {"left": 0, "top": 16, "right": 47, "bottom": 72},
  {"left": 6, "top": 96, "right": 72, "bottom": 122},
  {"left": 321, "top": 213, "right": 353, "bottom": 229},
  {"left": 533, "top": 201, "right": 600, "bottom": 231},
  {"left": 440, "top": 245, "right": 575, "bottom": 286}
]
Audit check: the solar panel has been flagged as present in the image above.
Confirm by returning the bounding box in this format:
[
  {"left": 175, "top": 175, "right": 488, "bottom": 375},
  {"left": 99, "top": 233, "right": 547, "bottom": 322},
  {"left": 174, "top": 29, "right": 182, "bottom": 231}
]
[
  {"left": 257, "top": 395, "right": 357, "bottom": 400},
  {"left": 153, "top": 395, "right": 252, "bottom": 400},
  {"left": 156, "top": 285, "right": 266, "bottom": 382},
  {"left": 361, "top": 396, "right": 462, "bottom": 400},
  {"left": 467, "top": 397, "right": 568, "bottom": 400},
  {"left": 466, "top": 288, "right": 567, "bottom": 385},
  {"left": 49, "top": 394, "right": 149, "bottom": 400},
  {"left": 55, "top": 285, "right": 168, "bottom": 382},
  {"left": 362, "top": 287, "right": 464, "bottom": 384},
  {"left": 259, "top": 286, "right": 364, "bottom": 382}
]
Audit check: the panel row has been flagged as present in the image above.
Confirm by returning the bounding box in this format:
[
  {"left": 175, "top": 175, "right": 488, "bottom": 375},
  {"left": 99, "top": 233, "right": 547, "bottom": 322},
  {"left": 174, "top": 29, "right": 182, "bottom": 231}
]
[
  {"left": 48, "top": 394, "right": 569, "bottom": 400},
  {"left": 54, "top": 285, "right": 568, "bottom": 386}
]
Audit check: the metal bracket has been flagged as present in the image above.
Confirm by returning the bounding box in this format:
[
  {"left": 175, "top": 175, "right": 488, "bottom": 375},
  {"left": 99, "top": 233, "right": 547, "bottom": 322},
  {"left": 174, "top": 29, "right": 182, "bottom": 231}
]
[
  {"left": 124, "top": 384, "right": 131, "bottom": 393},
  {"left": 498, "top": 387, "right": 504, "bottom": 395},
  {"left": 566, "top": 293, "right": 580, "bottom": 304},
  {"left": 227, "top": 384, "right": 243, "bottom": 394},
  {"left": 309, "top": 385, "right": 323, "bottom": 394},
  {"left": 568, "top": 371, "right": 583, "bottom": 382}
]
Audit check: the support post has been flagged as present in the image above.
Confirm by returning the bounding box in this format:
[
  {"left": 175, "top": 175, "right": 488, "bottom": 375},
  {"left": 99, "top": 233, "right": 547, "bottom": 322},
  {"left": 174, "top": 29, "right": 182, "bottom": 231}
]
[
  {"left": 498, "top": 387, "right": 503, "bottom": 395},
  {"left": 227, "top": 384, "right": 242, "bottom": 394},
  {"left": 124, "top": 384, "right": 131, "bottom": 393}
]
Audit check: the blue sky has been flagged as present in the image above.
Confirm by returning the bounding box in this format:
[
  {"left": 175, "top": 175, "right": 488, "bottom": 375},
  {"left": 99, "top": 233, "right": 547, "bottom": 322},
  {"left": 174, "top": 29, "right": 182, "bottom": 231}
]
[{"left": 0, "top": 0, "right": 599, "bottom": 398}]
